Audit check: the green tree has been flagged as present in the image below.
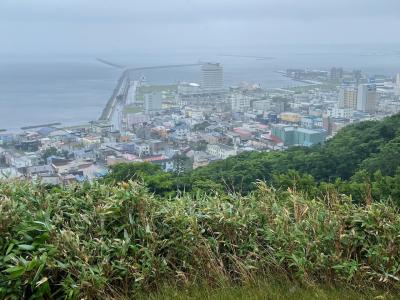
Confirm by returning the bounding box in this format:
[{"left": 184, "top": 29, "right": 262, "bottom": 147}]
[{"left": 105, "top": 162, "right": 175, "bottom": 196}]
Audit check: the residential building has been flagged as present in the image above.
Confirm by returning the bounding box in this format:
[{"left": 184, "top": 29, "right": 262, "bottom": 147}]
[
  {"left": 271, "top": 97, "right": 291, "bottom": 113},
  {"left": 271, "top": 125, "right": 295, "bottom": 147},
  {"left": 233, "top": 127, "right": 253, "bottom": 141},
  {"left": 252, "top": 99, "right": 271, "bottom": 111},
  {"left": 26, "top": 165, "right": 55, "bottom": 177},
  {"left": 231, "top": 92, "right": 251, "bottom": 112},
  {"left": 144, "top": 92, "right": 163, "bottom": 113},
  {"left": 206, "top": 143, "right": 237, "bottom": 160},
  {"left": 357, "top": 84, "right": 377, "bottom": 113},
  {"left": 339, "top": 85, "right": 358, "bottom": 109},
  {"left": 295, "top": 128, "right": 327, "bottom": 147},
  {"left": 271, "top": 124, "right": 326, "bottom": 147},
  {"left": 301, "top": 116, "right": 323, "bottom": 129},
  {"left": 171, "top": 123, "right": 190, "bottom": 140},
  {"left": 328, "top": 106, "right": 353, "bottom": 119},
  {"left": 225, "top": 131, "right": 241, "bottom": 146},
  {"left": 192, "top": 151, "right": 215, "bottom": 169},
  {"left": 135, "top": 143, "right": 151, "bottom": 157},
  {"left": 126, "top": 113, "right": 150, "bottom": 127},
  {"left": 5, "top": 152, "right": 40, "bottom": 170},
  {"left": 280, "top": 112, "right": 301, "bottom": 123}
]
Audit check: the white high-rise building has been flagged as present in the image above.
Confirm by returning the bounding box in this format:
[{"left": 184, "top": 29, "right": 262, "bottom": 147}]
[
  {"left": 395, "top": 73, "right": 400, "bottom": 96},
  {"left": 357, "top": 84, "right": 377, "bottom": 114},
  {"left": 201, "top": 63, "right": 223, "bottom": 92},
  {"left": 144, "top": 92, "right": 163, "bottom": 114}
]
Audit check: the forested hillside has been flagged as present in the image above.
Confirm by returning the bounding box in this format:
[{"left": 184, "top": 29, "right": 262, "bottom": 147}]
[{"left": 107, "top": 114, "right": 400, "bottom": 205}]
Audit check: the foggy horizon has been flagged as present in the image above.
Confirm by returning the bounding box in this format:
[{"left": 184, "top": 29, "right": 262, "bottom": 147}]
[{"left": 1, "top": 0, "right": 400, "bottom": 57}]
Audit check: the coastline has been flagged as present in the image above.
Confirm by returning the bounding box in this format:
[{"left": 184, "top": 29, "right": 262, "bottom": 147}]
[{"left": 0, "top": 68, "right": 316, "bottom": 133}]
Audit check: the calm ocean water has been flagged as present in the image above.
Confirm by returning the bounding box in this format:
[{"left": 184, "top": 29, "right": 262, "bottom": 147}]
[
  {"left": 1, "top": 48, "right": 400, "bottom": 131},
  {"left": 0, "top": 61, "right": 120, "bottom": 131}
]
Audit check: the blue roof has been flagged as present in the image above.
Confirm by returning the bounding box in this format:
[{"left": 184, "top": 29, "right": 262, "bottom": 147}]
[
  {"left": 95, "top": 170, "right": 108, "bottom": 177},
  {"left": 75, "top": 175, "right": 86, "bottom": 182}
]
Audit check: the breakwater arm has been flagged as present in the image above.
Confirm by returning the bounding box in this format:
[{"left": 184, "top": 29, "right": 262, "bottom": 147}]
[{"left": 99, "top": 70, "right": 130, "bottom": 121}]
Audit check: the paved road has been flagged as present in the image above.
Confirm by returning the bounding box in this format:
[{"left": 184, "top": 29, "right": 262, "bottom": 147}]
[{"left": 110, "top": 80, "right": 139, "bottom": 131}]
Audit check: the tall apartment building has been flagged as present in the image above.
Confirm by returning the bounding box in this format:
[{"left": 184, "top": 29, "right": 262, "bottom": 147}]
[
  {"left": 338, "top": 85, "right": 358, "bottom": 109},
  {"left": 144, "top": 92, "right": 163, "bottom": 114},
  {"left": 357, "top": 84, "right": 377, "bottom": 113},
  {"left": 201, "top": 63, "right": 223, "bottom": 92}
]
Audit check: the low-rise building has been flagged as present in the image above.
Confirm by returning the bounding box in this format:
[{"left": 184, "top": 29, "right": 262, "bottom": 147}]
[
  {"left": 280, "top": 112, "right": 301, "bottom": 124},
  {"left": 206, "top": 143, "right": 237, "bottom": 160},
  {"left": 328, "top": 105, "right": 353, "bottom": 119},
  {"left": 271, "top": 124, "right": 326, "bottom": 147},
  {"left": 231, "top": 92, "right": 252, "bottom": 112}
]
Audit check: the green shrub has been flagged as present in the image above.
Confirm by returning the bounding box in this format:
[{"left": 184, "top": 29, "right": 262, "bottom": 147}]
[{"left": 1, "top": 180, "right": 400, "bottom": 298}]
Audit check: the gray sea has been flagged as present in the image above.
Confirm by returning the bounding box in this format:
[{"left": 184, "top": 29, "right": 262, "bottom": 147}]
[{"left": 1, "top": 47, "right": 400, "bottom": 131}]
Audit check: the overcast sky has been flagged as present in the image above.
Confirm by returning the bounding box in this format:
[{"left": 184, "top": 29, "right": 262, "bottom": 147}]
[{"left": 1, "top": 0, "right": 399, "bottom": 57}]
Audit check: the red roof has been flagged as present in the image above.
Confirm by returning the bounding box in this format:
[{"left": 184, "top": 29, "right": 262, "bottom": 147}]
[
  {"left": 266, "top": 134, "right": 283, "bottom": 144},
  {"left": 143, "top": 155, "right": 168, "bottom": 162},
  {"left": 257, "top": 123, "right": 268, "bottom": 129},
  {"left": 233, "top": 128, "right": 252, "bottom": 136}
]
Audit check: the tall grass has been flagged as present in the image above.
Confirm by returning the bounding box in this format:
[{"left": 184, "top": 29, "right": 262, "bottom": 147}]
[
  {"left": 140, "top": 280, "right": 393, "bottom": 300},
  {"left": 1, "top": 180, "right": 400, "bottom": 299}
]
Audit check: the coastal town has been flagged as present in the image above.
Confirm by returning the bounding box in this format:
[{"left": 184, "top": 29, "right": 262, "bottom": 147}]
[{"left": 1, "top": 63, "right": 400, "bottom": 184}]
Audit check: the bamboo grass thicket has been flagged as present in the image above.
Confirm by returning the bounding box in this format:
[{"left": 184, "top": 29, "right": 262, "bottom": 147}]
[{"left": 1, "top": 180, "right": 400, "bottom": 298}]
